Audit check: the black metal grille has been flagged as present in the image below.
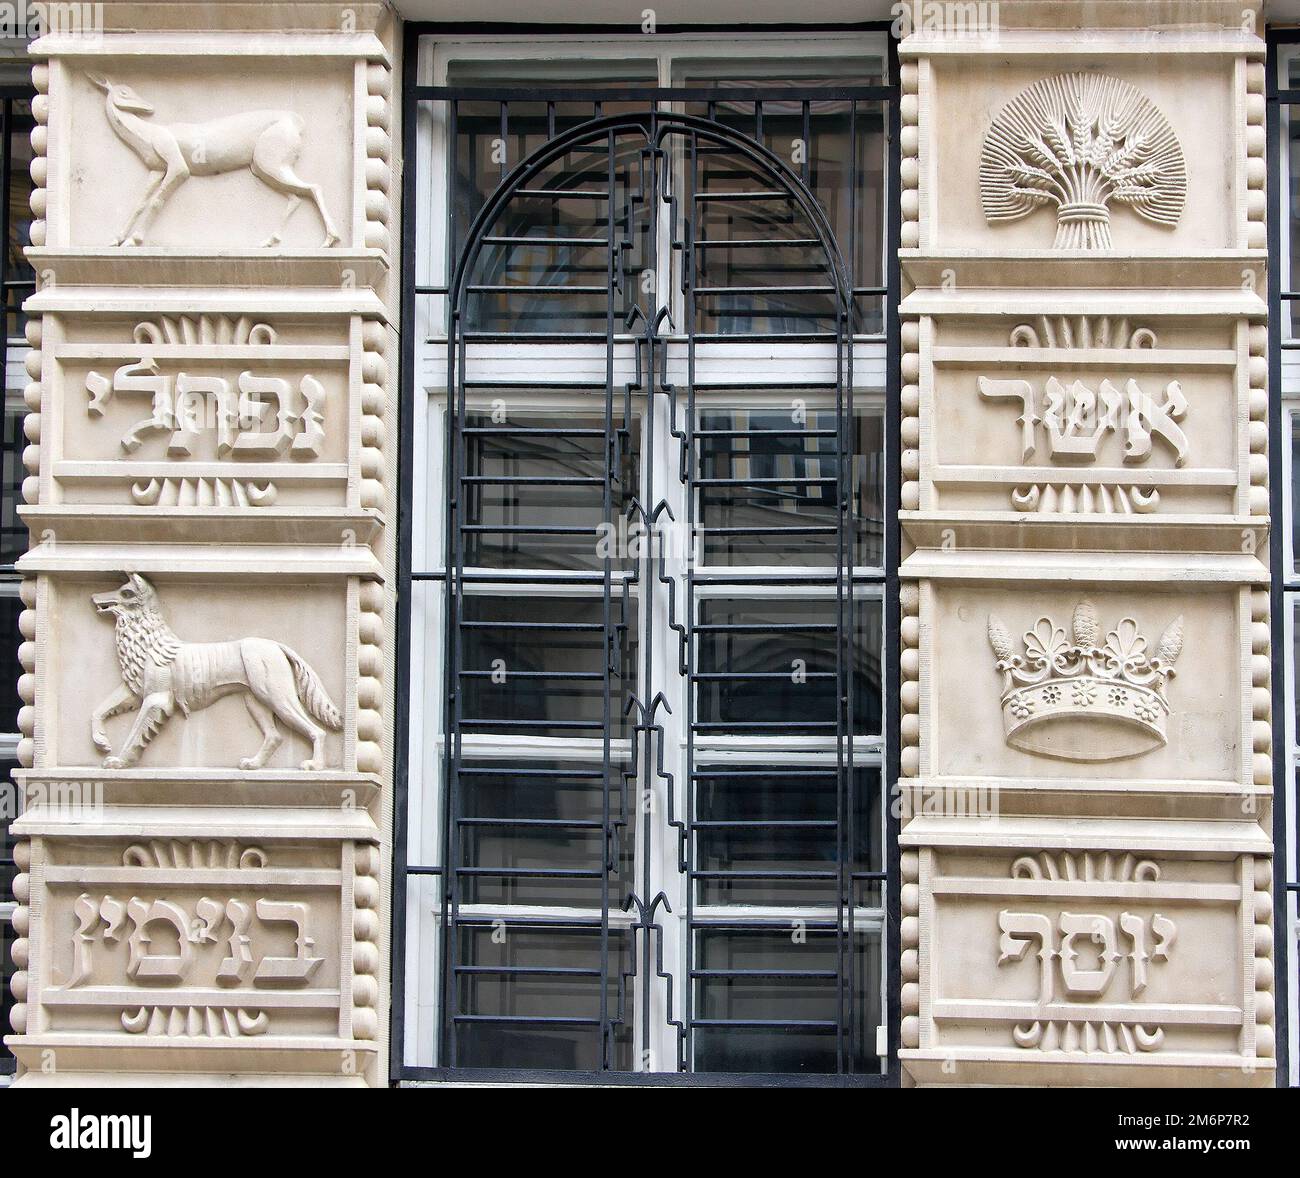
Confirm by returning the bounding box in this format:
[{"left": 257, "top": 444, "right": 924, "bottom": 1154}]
[{"left": 395, "top": 32, "right": 899, "bottom": 1085}]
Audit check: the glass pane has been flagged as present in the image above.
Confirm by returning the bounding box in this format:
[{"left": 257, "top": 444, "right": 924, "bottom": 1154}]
[
  {"left": 1292, "top": 418, "right": 1300, "bottom": 576},
  {"left": 456, "top": 759, "right": 633, "bottom": 907},
  {"left": 454, "top": 923, "right": 634, "bottom": 1071},
  {"left": 698, "top": 407, "right": 883, "bottom": 567},
  {"left": 0, "top": 586, "right": 19, "bottom": 732},
  {"left": 693, "top": 925, "right": 881, "bottom": 1074},
  {"left": 461, "top": 409, "right": 638, "bottom": 572},
  {"left": 5, "top": 98, "right": 34, "bottom": 345},
  {"left": 696, "top": 597, "right": 882, "bottom": 735},
  {"left": 695, "top": 766, "right": 882, "bottom": 906},
  {"left": 446, "top": 61, "right": 657, "bottom": 268},
  {"left": 1, "top": 403, "right": 25, "bottom": 568},
  {"left": 459, "top": 128, "right": 652, "bottom": 334},
  {"left": 459, "top": 595, "right": 636, "bottom": 738},
  {"left": 682, "top": 74, "right": 886, "bottom": 334}
]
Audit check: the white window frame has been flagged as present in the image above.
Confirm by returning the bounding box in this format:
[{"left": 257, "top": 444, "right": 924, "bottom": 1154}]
[{"left": 404, "top": 29, "right": 892, "bottom": 1076}]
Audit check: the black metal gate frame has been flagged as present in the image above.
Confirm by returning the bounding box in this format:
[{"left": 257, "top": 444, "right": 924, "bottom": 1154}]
[
  {"left": 392, "top": 21, "right": 902, "bottom": 1087},
  {"left": 1266, "top": 26, "right": 1298, "bottom": 1088}
]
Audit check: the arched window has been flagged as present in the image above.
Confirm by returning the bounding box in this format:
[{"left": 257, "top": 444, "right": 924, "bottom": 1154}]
[{"left": 398, "top": 29, "right": 898, "bottom": 1084}]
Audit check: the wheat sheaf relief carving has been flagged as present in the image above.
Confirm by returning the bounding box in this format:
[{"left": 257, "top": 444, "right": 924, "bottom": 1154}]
[{"left": 980, "top": 73, "right": 1186, "bottom": 249}]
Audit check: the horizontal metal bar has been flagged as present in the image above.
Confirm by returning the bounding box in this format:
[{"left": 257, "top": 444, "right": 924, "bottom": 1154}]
[
  {"left": 452, "top": 1014, "right": 603, "bottom": 1026},
  {"left": 467, "top": 284, "right": 609, "bottom": 293},
  {"left": 692, "top": 671, "right": 836, "bottom": 680},
  {"left": 692, "top": 819, "right": 838, "bottom": 829},
  {"left": 452, "top": 915, "right": 609, "bottom": 928},
  {"left": 459, "top": 766, "right": 606, "bottom": 777},
  {"left": 695, "top": 477, "right": 838, "bottom": 486},
  {"left": 693, "top": 768, "right": 838, "bottom": 778},
  {"left": 454, "top": 964, "right": 604, "bottom": 977},
  {"left": 692, "top": 721, "right": 838, "bottom": 731},
  {"left": 482, "top": 236, "right": 608, "bottom": 246},
  {"left": 694, "top": 622, "right": 836, "bottom": 632},
  {"left": 419, "top": 86, "right": 894, "bottom": 102},
  {"left": 692, "top": 869, "right": 838, "bottom": 879},
  {"left": 460, "top": 476, "right": 606, "bottom": 486},
  {"left": 698, "top": 525, "right": 839, "bottom": 535},
  {"left": 695, "top": 286, "right": 836, "bottom": 295},
  {"left": 695, "top": 238, "right": 822, "bottom": 248},
  {"left": 511, "top": 188, "right": 610, "bottom": 199},
  {"left": 696, "top": 429, "right": 838, "bottom": 438},
  {"left": 456, "top": 817, "right": 606, "bottom": 829},
  {"left": 695, "top": 190, "right": 789, "bottom": 201},
  {"left": 455, "top": 867, "right": 605, "bottom": 878},
  {"left": 459, "top": 524, "right": 601, "bottom": 534},
  {"left": 461, "top": 719, "right": 611, "bottom": 730},
  {"left": 461, "top": 427, "right": 608, "bottom": 436},
  {"left": 690, "top": 969, "right": 839, "bottom": 979},
  {"left": 459, "top": 670, "right": 606, "bottom": 680},
  {"left": 689, "top": 1019, "right": 839, "bottom": 1029},
  {"left": 459, "top": 621, "right": 608, "bottom": 630}
]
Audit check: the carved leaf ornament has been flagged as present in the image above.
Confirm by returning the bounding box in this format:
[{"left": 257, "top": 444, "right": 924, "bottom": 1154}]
[{"left": 980, "top": 73, "right": 1186, "bottom": 249}]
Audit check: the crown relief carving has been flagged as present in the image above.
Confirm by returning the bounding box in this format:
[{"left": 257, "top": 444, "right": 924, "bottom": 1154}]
[
  {"left": 980, "top": 73, "right": 1186, "bottom": 249},
  {"left": 986, "top": 599, "right": 1184, "bottom": 762},
  {"left": 87, "top": 74, "right": 342, "bottom": 248}
]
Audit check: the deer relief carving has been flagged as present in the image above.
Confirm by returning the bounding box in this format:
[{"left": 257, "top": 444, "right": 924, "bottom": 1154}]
[{"left": 87, "top": 74, "right": 342, "bottom": 248}]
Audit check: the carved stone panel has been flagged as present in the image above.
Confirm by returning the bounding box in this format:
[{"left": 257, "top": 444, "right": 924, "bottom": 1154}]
[
  {"left": 57, "top": 62, "right": 361, "bottom": 252},
  {"left": 920, "top": 580, "right": 1261, "bottom": 789},
  {"left": 915, "top": 54, "right": 1250, "bottom": 254},
  {"left": 22, "top": 305, "right": 390, "bottom": 545},
  {"left": 899, "top": 828, "right": 1274, "bottom": 1087},
  {"left": 34, "top": 573, "right": 380, "bottom": 775},
  {"left": 916, "top": 314, "right": 1261, "bottom": 525},
  {"left": 8, "top": 833, "right": 381, "bottom": 1080}
]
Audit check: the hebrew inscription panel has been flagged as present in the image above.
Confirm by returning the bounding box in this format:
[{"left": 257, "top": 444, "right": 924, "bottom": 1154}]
[
  {"left": 909, "top": 846, "right": 1265, "bottom": 1069},
  {"left": 33, "top": 838, "right": 353, "bottom": 1042},
  {"left": 45, "top": 314, "right": 354, "bottom": 510},
  {"left": 923, "top": 316, "right": 1247, "bottom": 519}
]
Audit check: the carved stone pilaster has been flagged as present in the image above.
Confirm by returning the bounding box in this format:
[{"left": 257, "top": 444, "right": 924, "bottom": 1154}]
[
  {"left": 897, "top": 1, "right": 1273, "bottom": 1086},
  {"left": 5, "top": 1, "right": 397, "bottom": 1087}
]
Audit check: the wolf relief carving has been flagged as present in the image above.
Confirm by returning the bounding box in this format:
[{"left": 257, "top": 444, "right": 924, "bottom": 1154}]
[{"left": 90, "top": 573, "right": 342, "bottom": 771}]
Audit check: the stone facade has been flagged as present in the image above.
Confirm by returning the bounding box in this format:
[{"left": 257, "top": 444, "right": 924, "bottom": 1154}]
[
  {"left": 5, "top": 1, "right": 398, "bottom": 1086},
  {"left": 896, "top": 1, "right": 1275, "bottom": 1086},
  {"left": 0, "top": 0, "right": 1287, "bottom": 1088}
]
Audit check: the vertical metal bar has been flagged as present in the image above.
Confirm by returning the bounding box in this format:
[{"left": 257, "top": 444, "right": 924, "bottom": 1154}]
[
  {"left": 683, "top": 126, "right": 699, "bottom": 1072},
  {"left": 883, "top": 33, "right": 904, "bottom": 1089},
  {"left": 801, "top": 99, "right": 812, "bottom": 187},
  {"left": 601, "top": 123, "right": 616, "bottom": 1069},
  {"left": 390, "top": 24, "right": 420, "bottom": 1082},
  {"left": 834, "top": 183, "right": 848, "bottom": 1077},
  {"left": 438, "top": 98, "right": 460, "bottom": 1066},
  {"left": 845, "top": 94, "right": 860, "bottom": 1071},
  {"left": 1267, "top": 30, "right": 1294, "bottom": 1088}
]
